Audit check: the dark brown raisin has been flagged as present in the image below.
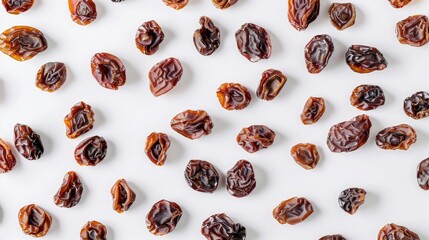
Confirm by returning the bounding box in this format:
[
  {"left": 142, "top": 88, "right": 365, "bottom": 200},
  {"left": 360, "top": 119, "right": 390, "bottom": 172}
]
[
  {"left": 18, "top": 204, "right": 52, "bottom": 237},
  {"left": 80, "top": 221, "right": 107, "bottom": 240},
  {"left": 305, "top": 34, "right": 334, "bottom": 74},
  {"left": 300, "top": 97, "right": 326, "bottom": 125},
  {"left": 329, "top": 3, "right": 356, "bottom": 30},
  {"left": 68, "top": 0, "right": 97, "bottom": 25},
  {"left": 396, "top": 15, "right": 429, "bottom": 47},
  {"left": 91, "top": 52, "right": 126, "bottom": 90},
  {"left": 350, "top": 84, "right": 385, "bottom": 111},
  {"left": 64, "top": 102, "right": 95, "bottom": 139},
  {"left": 74, "top": 136, "right": 107, "bottom": 166},
  {"left": 226, "top": 159, "right": 256, "bottom": 198},
  {"left": 144, "top": 132, "right": 171, "bottom": 166},
  {"left": 235, "top": 23, "right": 272, "bottom": 62},
  {"left": 376, "top": 124, "right": 416, "bottom": 150},
  {"left": 216, "top": 83, "right": 252, "bottom": 110},
  {"left": 135, "top": 20, "right": 165, "bottom": 55},
  {"left": 378, "top": 223, "right": 420, "bottom": 240},
  {"left": 273, "top": 197, "right": 314, "bottom": 225},
  {"left": 256, "top": 69, "right": 287, "bottom": 101},
  {"left": 13, "top": 123, "right": 44, "bottom": 161},
  {"left": 194, "top": 16, "right": 221, "bottom": 56},
  {"left": 236, "top": 125, "right": 276, "bottom": 153},
  {"left": 288, "top": 0, "right": 320, "bottom": 31},
  {"left": 345, "top": 45, "right": 388, "bottom": 73},
  {"left": 149, "top": 57, "right": 183, "bottom": 97},
  {"left": 2, "top": 0, "right": 34, "bottom": 14},
  {"left": 35, "top": 62, "right": 67, "bottom": 92},
  {"left": 0, "top": 138, "right": 16, "bottom": 173},
  {"left": 404, "top": 91, "right": 429, "bottom": 120},
  {"left": 290, "top": 143, "right": 320, "bottom": 170},
  {"left": 185, "top": 160, "right": 219, "bottom": 193},
  {"left": 146, "top": 199, "right": 182, "bottom": 236},
  {"left": 338, "top": 188, "right": 366, "bottom": 215},
  {"left": 111, "top": 179, "right": 136, "bottom": 213},
  {"left": 417, "top": 157, "right": 429, "bottom": 191},
  {"left": 201, "top": 213, "right": 246, "bottom": 240},
  {"left": 0, "top": 26, "right": 48, "bottom": 61},
  {"left": 171, "top": 110, "right": 214, "bottom": 140},
  {"left": 53, "top": 171, "right": 84, "bottom": 208}
]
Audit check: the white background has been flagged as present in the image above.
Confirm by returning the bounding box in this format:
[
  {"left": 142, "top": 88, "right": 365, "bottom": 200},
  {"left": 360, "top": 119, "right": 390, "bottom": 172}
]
[{"left": 0, "top": 0, "right": 429, "bottom": 239}]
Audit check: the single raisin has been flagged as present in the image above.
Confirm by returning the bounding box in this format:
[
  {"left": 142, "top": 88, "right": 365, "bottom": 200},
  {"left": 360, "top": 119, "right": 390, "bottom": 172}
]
[
  {"left": 345, "top": 45, "right": 388, "bottom": 73},
  {"left": 378, "top": 223, "right": 420, "bottom": 240},
  {"left": 237, "top": 125, "right": 276, "bottom": 153},
  {"left": 35, "top": 62, "right": 67, "bottom": 92},
  {"left": 327, "top": 114, "right": 372, "bottom": 153},
  {"left": 0, "top": 138, "right": 16, "bottom": 173},
  {"left": 235, "top": 23, "right": 272, "bottom": 62},
  {"left": 111, "top": 179, "right": 136, "bottom": 213},
  {"left": 338, "top": 188, "right": 366, "bottom": 215},
  {"left": 300, "top": 97, "right": 326, "bottom": 125},
  {"left": 184, "top": 159, "right": 219, "bottom": 193},
  {"left": 376, "top": 124, "right": 416, "bottom": 150},
  {"left": 226, "top": 159, "right": 256, "bottom": 198},
  {"left": 145, "top": 132, "right": 170, "bottom": 166},
  {"left": 212, "top": 0, "right": 238, "bottom": 9},
  {"left": 64, "top": 102, "right": 95, "bottom": 139},
  {"left": 194, "top": 16, "right": 221, "bottom": 56},
  {"left": 329, "top": 3, "right": 356, "bottom": 30},
  {"left": 388, "top": 0, "right": 412, "bottom": 8},
  {"left": 91, "top": 52, "right": 126, "bottom": 90},
  {"left": 290, "top": 143, "right": 320, "bottom": 170},
  {"left": 135, "top": 20, "right": 165, "bottom": 55},
  {"left": 217, "top": 83, "right": 252, "bottom": 110},
  {"left": 13, "top": 123, "right": 44, "bottom": 160},
  {"left": 80, "top": 221, "right": 107, "bottom": 240},
  {"left": 350, "top": 84, "right": 385, "bottom": 111},
  {"left": 163, "top": 0, "right": 188, "bottom": 10},
  {"left": 0, "top": 26, "right": 48, "bottom": 61},
  {"left": 146, "top": 199, "right": 182, "bottom": 236},
  {"left": 288, "top": 0, "right": 320, "bottom": 31},
  {"left": 149, "top": 57, "right": 183, "bottom": 97},
  {"left": 305, "top": 34, "right": 334, "bottom": 74},
  {"left": 68, "top": 0, "right": 97, "bottom": 25},
  {"left": 53, "top": 171, "right": 84, "bottom": 208},
  {"left": 201, "top": 213, "right": 246, "bottom": 240},
  {"left": 396, "top": 15, "right": 429, "bottom": 47},
  {"left": 417, "top": 158, "right": 429, "bottom": 190},
  {"left": 74, "top": 136, "right": 107, "bottom": 166},
  {"left": 273, "top": 197, "right": 314, "bottom": 225},
  {"left": 171, "top": 110, "right": 214, "bottom": 140},
  {"left": 18, "top": 204, "right": 52, "bottom": 237},
  {"left": 320, "top": 235, "right": 347, "bottom": 240},
  {"left": 257, "top": 69, "right": 287, "bottom": 101},
  {"left": 2, "top": 0, "right": 34, "bottom": 14},
  {"left": 404, "top": 91, "right": 429, "bottom": 120}
]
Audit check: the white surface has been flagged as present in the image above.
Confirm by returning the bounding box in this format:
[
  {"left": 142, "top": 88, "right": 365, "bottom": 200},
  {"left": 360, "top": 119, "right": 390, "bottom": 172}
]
[{"left": 0, "top": 0, "right": 429, "bottom": 239}]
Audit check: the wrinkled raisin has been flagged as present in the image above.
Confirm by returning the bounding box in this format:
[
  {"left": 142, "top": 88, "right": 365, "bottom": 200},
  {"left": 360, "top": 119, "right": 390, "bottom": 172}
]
[
  {"left": 2, "top": 0, "right": 34, "bottom": 14},
  {"left": 163, "top": 0, "right": 188, "bottom": 10},
  {"left": 378, "top": 223, "right": 420, "bottom": 240},
  {"left": 185, "top": 160, "right": 219, "bottom": 193},
  {"left": 290, "top": 143, "right": 320, "bottom": 170},
  {"left": 376, "top": 124, "right": 416, "bottom": 150},
  {"left": 201, "top": 213, "right": 246, "bottom": 240},
  {"left": 396, "top": 15, "right": 429, "bottom": 47},
  {"left": 68, "top": 0, "right": 97, "bottom": 25},
  {"left": 53, "top": 171, "right": 83, "bottom": 208},
  {"left": 305, "top": 34, "right": 334, "bottom": 74},
  {"left": 145, "top": 132, "right": 171, "bottom": 166},
  {"left": 404, "top": 91, "right": 429, "bottom": 120},
  {"left": 417, "top": 158, "right": 429, "bottom": 191},
  {"left": 135, "top": 20, "right": 165, "bottom": 55},
  {"left": 257, "top": 69, "right": 287, "bottom": 101},
  {"left": 288, "top": 0, "right": 320, "bottom": 31},
  {"left": 194, "top": 16, "right": 221, "bottom": 56},
  {"left": 301, "top": 97, "right": 325, "bottom": 125},
  {"left": 149, "top": 57, "right": 183, "bottom": 97},
  {"left": 80, "top": 221, "right": 107, "bottom": 240},
  {"left": 91, "top": 52, "right": 126, "bottom": 90},
  {"left": 350, "top": 84, "right": 385, "bottom": 111},
  {"left": 111, "top": 179, "right": 136, "bottom": 213},
  {"left": 18, "top": 204, "right": 52, "bottom": 237},
  {"left": 226, "top": 159, "right": 256, "bottom": 198},
  {"left": 0, "top": 26, "right": 48, "bottom": 61},
  {"left": 146, "top": 199, "right": 182, "bottom": 236},
  {"left": 74, "top": 136, "right": 107, "bottom": 166},
  {"left": 273, "top": 197, "right": 314, "bottom": 225},
  {"left": 35, "top": 62, "right": 67, "bottom": 92},
  {"left": 235, "top": 23, "right": 272, "bottom": 62},
  {"left": 338, "top": 188, "right": 366, "bottom": 215},
  {"left": 171, "top": 110, "right": 214, "bottom": 140},
  {"left": 64, "top": 102, "right": 95, "bottom": 139},
  {"left": 329, "top": 3, "right": 356, "bottom": 30},
  {"left": 237, "top": 125, "right": 276, "bottom": 153},
  {"left": 13, "top": 123, "right": 44, "bottom": 160},
  {"left": 345, "top": 45, "right": 388, "bottom": 73},
  {"left": 212, "top": 0, "right": 238, "bottom": 9},
  {"left": 0, "top": 138, "right": 16, "bottom": 173},
  {"left": 217, "top": 83, "right": 252, "bottom": 110}
]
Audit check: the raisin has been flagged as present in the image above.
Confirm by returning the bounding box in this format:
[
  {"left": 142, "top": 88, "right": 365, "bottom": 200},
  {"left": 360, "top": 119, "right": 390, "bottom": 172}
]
[
  {"left": 193, "top": 16, "right": 221, "bottom": 56},
  {"left": 146, "top": 199, "right": 182, "bottom": 236},
  {"left": 135, "top": 20, "right": 165, "bottom": 55},
  {"left": 417, "top": 158, "right": 429, "bottom": 190},
  {"left": 350, "top": 85, "right": 385, "bottom": 111},
  {"left": 376, "top": 124, "right": 416, "bottom": 150},
  {"left": 2, "top": 0, "right": 34, "bottom": 14},
  {"left": 404, "top": 91, "right": 429, "bottom": 120},
  {"left": 111, "top": 179, "right": 136, "bottom": 213},
  {"left": 300, "top": 97, "right": 326, "bottom": 125},
  {"left": 90, "top": 52, "right": 126, "bottom": 90},
  {"left": 18, "top": 204, "right": 52, "bottom": 237},
  {"left": 171, "top": 110, "right": 214, "bottom": 140},
  {"left": 74, "top": 136, "right": 107, "bottom": 166},
  {"left": 305, "top": 34, "right": 334, "bottom": 74},
  {"left": 256, "top": 69, "right": 287, "bottom": 101},
  {"left": 237, "top": 125, "right": 276, "bottom": 153},
  {"left": 226, "top": 159, "right": 256, "bottom": 198},
  {"left": 111, "top": 0, "right": 124, "bottom": 2},
  {"left": 329, "top": 3, "right": 356, "bottom": 30},
  {"left": 212, "top": 0, "right": 238, "bottom": 9},
  {"left": 388, "top": 0, "right": 412, "bottom": 8},
  {"left": 53, "top": 171, "right": 84, "bottom": 208},
  {"left": 288, "top": 0, "right": 320, "bottom": 31},
  {"left": 149, "top": 57, "right": 183, "bottom": 97},
  {"left": 201, "top": 213, "right": 246, "bottom": 240},
  {"left": 273, "top": 197, "right": 314, "bottom": 225},
  {"left": 80, "top": 221, "right": 107, "bottom": 240},
  {"left": 327, "top": 114, "right": 372, "bottom": 153},
  {"left": 163, "top": 0, "right": 188, "bottom": 10},
  {"left": 0, "top": 138, "right": 16, "bottom": 173},
  {"left": 13, "top": 123, "right": 44, "bottom": 160},
  {"left": 216, "top": 83, "right": 252, "bottom": 110},
  {"left": 35, "top": 62, "right": 67, "bottom": 92},
  {"left": 0, "top": 26, "right": 48, "bottom": 61},
  {"left": 185, "top": 160, "right": 219, "bottom": 193},
  {"left": 345, "top": 45, "right": 388, "bottom": 73},
  {"left": 378, "top": 223, "right": 420, "bottom": 240},
  {"left": 68, "top": 0, "right": 97, "bottom": 25},
  {"left": 396, "top": 15, "right": 429, "bottom": 47},
  {"left": 320, "top": 235, "right": 347, "bottom": 240},
  {"left": 145, "top": 132, "right": 171, "bottom": 166},
  {"left": 290, "top": 143, "right": 320, "bottom": 170},
  {"left": 235, "top": 23, "right": 272, "bottom": 62},
  {"left": 338, "top": 188, "right": 366, "bottom": 215},
  {"left": 64, "top": 102, "right": 95, "bottom": 139}
]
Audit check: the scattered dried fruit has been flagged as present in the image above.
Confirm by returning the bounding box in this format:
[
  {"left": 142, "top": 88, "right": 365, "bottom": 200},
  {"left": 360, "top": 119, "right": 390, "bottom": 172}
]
[
  {"left": 350, "top": 85, "right": 385, "bottom": 111},
  {"left": 149, "top": 57, "right": 183, "bottom": 96},
  {"left": 345, "top": 45, "right": 387, "bottom": 73},
  {"left": 338, "top": 188, "right": 366, "bottom": 215},
  {"left": 111, "top": 179, "right": 136, "bottom": 213},
  {"left": 135, "top": 20, "right": 165, "bottom": 55},
  {"left": 417, "top": 157, "right": 429, "bottom": 190},
  {"left": 74, "top": 136, "right": 107, "bottom": 166},
  {"left": 68, "top": 0, "right": 97, "bottom": 25},
  {"left": 288, "top": 0, "right": 320, "bottom": 31},
  {"left": 64, "top": 101, "right": 95, "bottom": 139},
  {"left": 235, "top": 23, "right": 272, "bottom": 62},
  {"left": 388, "top": 0, "right": 413, "bottom": 8},
  {"left": 237, "top": 125, "right": 276, "bottom": 153},
  {"left": 36, "top": 62, "right": 67, "bottom": 92},
  {"left": 14, "top": 123, "right": 44, "bottom": 160},
  {"left": 273, "top": 197, "right": 314, "bottom": 225},
  {"left": 217, "top": 83, "right": 252, "bottom": 110},
  {"left": 163, "top": 0, "right": 188, "bottom": 10},
  {"left": 212, "top": 0, "right": 238, "bottom": 9},
  {"left": 305, "top": 34, "right": 334, "bottom": 74},
  {"left": 0, "top": 138, "right": 16, "bottom": 174},
  {"left": 2, "top": 0, "right": 34, "bottom": 14},
  {"left": 376, "top": 124, "right": 416, "bottom": 150},
  {"left": 226, "top": 160, "right": 256, "bottom": 198},
  {"left": 257, "top": 69, "right": 287, "bottom": 101},
  {"left": 378, "top": 223, "right": 420, "bottom": 240},
  {"left": 145, "top": 132, "right": 171, "bottom": 166},
  {"left": 0, "top": 26, "right": 48, "bottom": 61},
  {"left": 171, "top": 110, "right": 214, "bottom": 140},
  {"left": 146, "top": 199, "right": 182, "bottom": 236},
  {"left": 403, "top": 91, "right": 429, "bottom": 120},
  {"left": 396, "top": 15, "right": 429, "bottom": 47},
  {"left": 53, "top": 171, "right": 83, "bottom": 208},
  {"left": 194, "top": 16, "right": 221, "bottom": 56},
  {"left": 201, "top": 213, "right": 246, "bottom": 240},
  {"left": 80, "top": 221, "right": 107, "bottom": 240},
  {"left": 329, "top": 3, "right": 356, "bottom": 30},
  {"left": 290, "top": 143, "right": 320, "bottom": 170},
  {"left": 91, "top": 52, "right": 126, "bottom": 90},
  {"left": 18, "top": 204, "right": 52, "bottom": 237},
  {"left": 300, "top": 97, "right": 326, "bottom": 125},
  {"left": 185, "top": 160, "right": 219, "bottom": 193}
]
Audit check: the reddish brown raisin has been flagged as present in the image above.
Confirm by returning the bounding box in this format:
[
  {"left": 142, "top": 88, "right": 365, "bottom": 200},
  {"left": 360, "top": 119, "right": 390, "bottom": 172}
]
[
  {"left": 305, "top": 34, "right": 334, "bottom": 74},
  {"left": 350, "top": 85, "right": 385, "bottom": 111},
  {"left": 201, "top": 213, "right": 246, "bottom": 240},
  {"left": 91, "top": 52, "right": 126, "bottom": 90},
  {"left": 237, "top": 125, "right": 276, "bottom": 153},
  {"left": 288, "top": 0, "right": 320, "bottom": 31},
  {"left": 376, "top": 124, "right": 416, "bottom": 150},
  {"left": 345, "top": 45, "right": 388, "bottom": 73},
  {"left": 145, "top": 132, "right": 170, "bottom": 166},
  {"left": 35, "top": 62, "right": 67, "bottom": 92},
  {"left": 235, "top": 23, "right": 272, "bottom": 62},
  {"left": 417, "top": 157, "right": 429, "bottom": 190},
  {"left": 146, "top": 199, "right": 182, "bottom": 236},
  {"left": 273, "top": 197, "right": 314, "bottom": 225},
  {"left": 0, "top": 26, "right": 48, "bottom": 61},
  {"left": 163, "top": 0, "right": 188, "bottom": 10},
  {"left": 256, "top": 69, "right": 287, "bottom": 101},
  {"left": 290, "top": 143, "right": 320, "bottom": 170},
  {"left": 404, "top": 91, "right": 429, "bottom": 120},
  {"left": 171, "top": 110, "right": 214, "bottom": 140},
  {"left": 111, "top": 179, "right": 136, "bottom": 213},
  {"left": 300, "top": 97, "right": 326, "bottom": 125},
  {"left": 18, "top": 204, "right": 52, "bottom": 237},
  {"left": 149, "top": 57, "right": 183, "bottom": 97},
  {"left": 53, "top": 171, "right": 84, "bottom": 208},
  {"left": 193, "top": 16, "right": 221, "bottom": 56},
  {"left": 74, "top": 136, "right": 107, "bottom": 166},
  {"left": 388, "top": 0, "right": 412, "bottom": 8},
  {"left": 13, "top": 123, "right": 44, "bottom": 161},
  {"left": 64, "top": 102, "right": 95, "bottom": 139},
  {"left": 396, "top": 15, "right": 429, "bottom": 47},
  {"left": 0, "top": 138, "right": 16, "bottom": 174},
  {"left": 2, "top": 0, "right": 34, "bottom": 14},
  {"left": 226, "top": 160, "right": 256, "bottom": 198},
  {"left": 135, "top": 20, "right": 165, "bottom": 55},
  {"left": 68, "top": 0, "right": 97, "bottom": 25},
  {"left": 212, "top": 0, "right": 238, "bottom": 9},
  {"left": 329, "top": 3, "right": 356, "bottom": 30},
  {"left": 378, "top": 223, "right": 420, "bottom": 240},
  {"left": 185, "top": 160, "right": 219, "bottom": 193},
  {"left": 80, "top": 221, "right": 107, "bottom": 240},
  {"left": 217, "top": 83, "right": 252, "bottom": 110},
  {"left": 338, "top": 188, "right": 366, "bottom": 215}
]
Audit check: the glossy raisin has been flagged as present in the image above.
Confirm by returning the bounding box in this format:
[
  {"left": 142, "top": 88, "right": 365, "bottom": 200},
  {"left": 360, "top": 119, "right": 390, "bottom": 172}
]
[
  {"left": 145, "top": 132, "right": 170, "bottom": 166},
  {"left": 53, "top": 171, "right": 84, "bottom": 208},
  {"left": 273, "top": 197, "right": 314, "bottom": 225},
  {"left": 68, "top": 0, "right": 97, "bottom": 25},
  {"left": 135, "top": 20, "right": 165, "bottom": 55},
  {"left": 80, "top": 221, "right": 107, "bottom": 240},
  {"left": 64, "top": 102, "right": 95, "bottom": 139},
  {"left": 185, "top": 160, "right": 219, "bottom": 193},
  {"left": 0, "top": 26, "right": 47, "bottom": 61},
  {"left": 18, "top": 204, "right": 52, "bottom": 237},
  {"left": 212, "top": 0, "right": 238, "bottom": 9},
  {"left": 237, "top": 125, "right": 276, "bottom": 153},
  {"left": 13, "top": 123, "right": 44, "bottom": 160},
  {"left": 2, "top": 0, "right": 34, "bottom": 14},
  {"left": 388, "top": 0, "right": 412, "bottom": 8},
  {"left": 35, "top": 62, "right": 67, "bottom": 92},
  {"left": 163, "top": 0, "right": 188, "bottom": 10},
  {"left": 257, "top": 69, "right": 287, "bottom": 101},
  {"left": 171, "top": 109, "right": 213, "bottom": 140},
  {"left": 396, "top": 15, "right": 429, "bottom": 47},
  {"left": 329, "top": 3, "right": 356, "bottom": 30},
  {"left": 404, "top": 91, "right": 429, "bottom": 120},
  {"left": 201, "top": 213, "right": 246, "bottom": 240},
  {"left": 91, "top": 52, "right": 126, "bottom": 90},
  {"left": 305, "top": 34, "right": 334, "bottom": 74},
  {"left": 74, "top": 136, "right": 107, "bottom": 166},
  {"left": 376, "top": 124, "right": 416, "bottom": 150},
  {"left": 417, "top": 158, "right": 429, "bottom": 190},
  {"left": 0, "top": 138, "right": 16, "bottom": 173},
  {"left": 290, "top": 143, "right": 320, "bottom": 170},
  {"left": 226, "top": 159, "right": 256, "bottom": 198},
  {"left": 378, "top": 223, "right": 420, "bottom": 240},
  {"left": 288, "top": 0, "right": 320, "bottom": 31},
  {"left": 338, "top": 188, "right": 366, "bottom": 215},
  {"left": 194, "top": 16, "right": 221, "bottom": 56},
  {"left": 300, "top": 97, "right": 325, "bottom": 125},
  {"left": 149, "top": 57, "right": 183, "bottom": 97},
  {"left": 350, "top": 85, "right": 385, "bottom": 111},
  {"left": 217, "top": 83, "right": 252, "bottom": 110},
  {"left": 345, "top": 45, "right": 388, "bottom": 73},
  {"left": 111, "top": 179, "right": 136, "bottom": 213},
  {"left": 146, "top": 199, "right": 182, "bottom": 236},
  {"left": 235, "top": 23, "right": 272, "bottom": 62},
  {"left": 320, "top": 235, "right": 347, "bottom": 240}
]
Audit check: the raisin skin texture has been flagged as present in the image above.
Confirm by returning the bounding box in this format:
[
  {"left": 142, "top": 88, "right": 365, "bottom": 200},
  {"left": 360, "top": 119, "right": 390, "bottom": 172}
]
[
  {"left": 378, "top": 223, "right": 420, "bottom": 240},
  {"left": 171, "top": 110, "right": 214, "bottom": 140},
  {"left": 301, "top": 97, "right": 326, "bottom": 125},
  {"left": 329, "top": 3, "right": 356, "bottom": 30},
  {"left": 149, "top": 57, "right": 183, "bottom": 97},
  {"left": 0, "top": 138, "right": 16, "bottom": 173},
  {"left": 291, "top": 143, "right": 320, "bottom": 170},
  {"left": 226, "top": 159, "right": 256, "bottom": 198},
  {"left": 212, "top": 0, "right": 238, "bottom": 9},
  {"left": 18, "top": 204, "right": 52, "bottom": 238},
  {"left": 235, "top": 23, "right": 272, "bottom": 63},
  {"left": 201, "top": 213, "right": 246, "bottom": 240},
  {"left": 36, "top": 62, "right": 67, "bottom": 92},
  {"left": 0, "top": 26, "right": 48, "bottom": 61},
  {"left": 257, "top": 69, "right": 287, "bottom": 101},
  {"left": 74, "top": 136, "right": 107, "bottom": 166},
  {"left": 327, "top": 114, "right": 372, "bottom": 153},
  {"left": 237, "top": 125, "right": 276, "bottom": 153},
  {"left": 376, "top": 124, "right": 416, "bottom": 150},
  {"left": 64, "top": 102, "right": 95, "bottom": 139},
  {"left": 146, "top": 199, "right": 183, "bottom": 236},
  {"left": 396, "top": 15, "right": 429, "bottom": 47},
  {"left": 91, "top": 52, "right": 126, "bottom": 90},
  {"left": 305, "top": 34, "right": 334, "bottom": 74},
  {"left": 14, "top": 123, "right": 44, "bottom": 161},
  {"left": 135, "top": 20, "right": 165, "bottom": 55},
  {"left": 80, "top": 221, "right": 107, "bottom": 240},
  {"left": 53, "top": 171, "right": 84, "bottom": 208},
  {"left": 338, "top": 188, "right": 366, "bottom": 215},
  {"left": 403, "top": 91, "right": 429, "bottom": 120},
  {"left": 345, "top": 45, "right": 388, "bottom": 73},
  {"left": 288, "top": 0, "right": 320, "bottom": 31},
  {"left": 194, "top": 16, "right": 221, "bottom": 56},
  {"left": 145, "top": 132, "right": 171, "bottom": 166},
  {"left": 273, "top": 197, "right": 314, "bottom": 225},
  {"left": 111, "top": 179, "right": 136, "bottom": 213},
  {"left": 68, "top": 0, "right": 97, "bottom": 26},
  {"left": 417, "top": 158, "right": 429, "bottom": 190},
  {"left": 389, "top": 0, "right": 412, "bottom": 8},
  {"left": 350, "top": 85, "right": 385, "bottom": 111},
  {"left": 217, "top": 83, "right": 252, "bottom": 110},
  {"left": 320, "top": 235, "right": 347, "bottom": 240},
  {"left": 163, "top": 0, "right": 188, "bottom": 10},
  {"left": 2, "top": 0, "right": 34, "bottom": 14},
  {"left": 185, "top": 160, "right": 219, "bottom": 193}
]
